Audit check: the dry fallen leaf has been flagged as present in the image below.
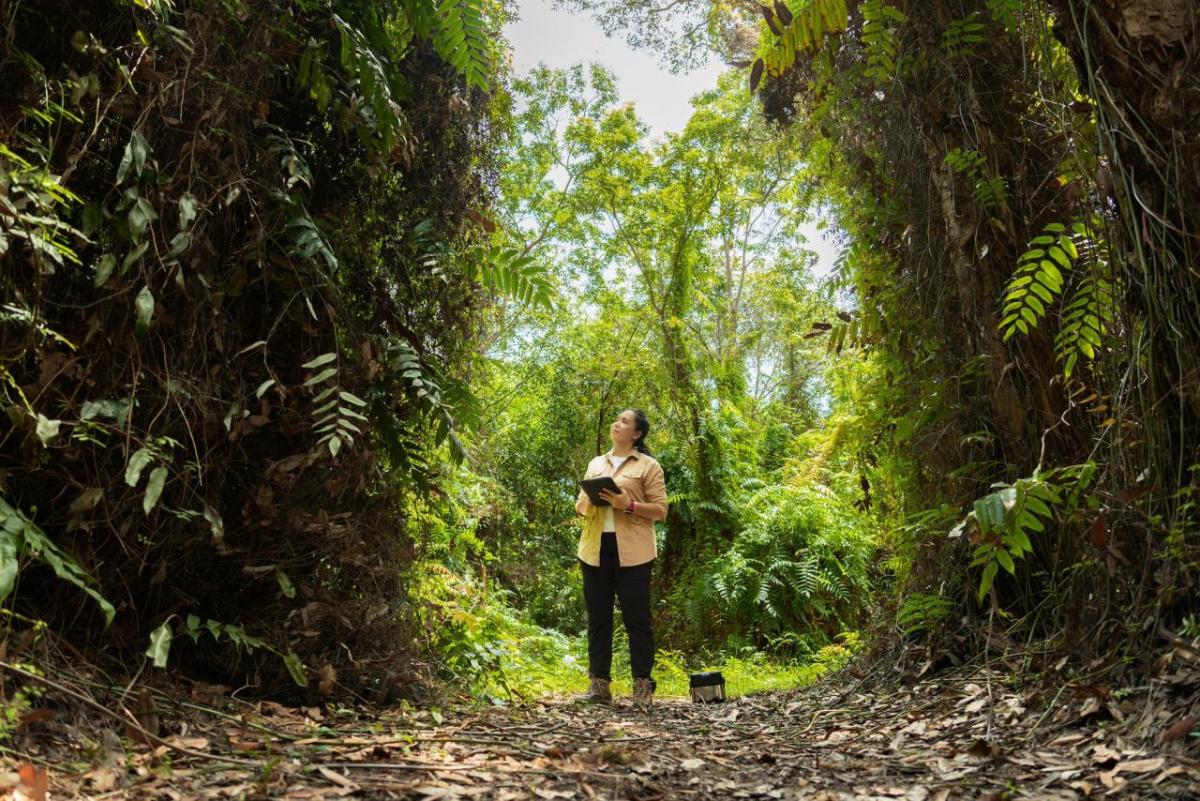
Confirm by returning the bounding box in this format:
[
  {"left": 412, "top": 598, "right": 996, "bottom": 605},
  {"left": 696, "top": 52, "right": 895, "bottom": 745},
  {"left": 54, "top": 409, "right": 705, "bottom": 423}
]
[
  {"left": 316, "top": 765, "right": 359, "bottom": 791},
  {"left": 1115, "top": 757, "right": 1166, "bottom": 773},
  {"left": 16, "top": 708, "right": 53, "bottom": 728},
  {"left": 1099, "top": 756, "right": 1167, "bottom": 787},
  {"left": 84, "top": 766, "right": 121, "bottom": 791},
  {"left": 319, "top": 663, "right": 338, "bottom": 697},
  {"left": 1153, "top": 765, "right": 1187, "bottom": 784},
  {"left": 15, "top": 762, "right": 47, "bottom": 801},
  {"left": 1161, "top": 716, "right": 1194, "bottom": 743}
]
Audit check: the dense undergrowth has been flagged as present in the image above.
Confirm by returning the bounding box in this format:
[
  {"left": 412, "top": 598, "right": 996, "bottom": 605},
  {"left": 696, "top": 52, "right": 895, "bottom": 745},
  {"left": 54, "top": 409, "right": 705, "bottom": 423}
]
[
  {"left": 1, "top": 0, "right": 505, "bottom": 699},
  {"left": 412, "top": 556, "right": 860, "bottom": 703}
]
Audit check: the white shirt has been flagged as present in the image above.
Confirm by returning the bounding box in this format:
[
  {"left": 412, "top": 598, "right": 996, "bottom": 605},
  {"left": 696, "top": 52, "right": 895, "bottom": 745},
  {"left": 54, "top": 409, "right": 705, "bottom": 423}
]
[{"left": 602, "top": 454, "right": 631, "bottom": 532}]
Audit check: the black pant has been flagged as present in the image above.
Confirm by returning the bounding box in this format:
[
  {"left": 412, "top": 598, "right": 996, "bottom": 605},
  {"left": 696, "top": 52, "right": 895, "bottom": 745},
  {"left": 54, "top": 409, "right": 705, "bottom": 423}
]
[{"left": 580, "top": 531, "right": 654, "bottom": 680}]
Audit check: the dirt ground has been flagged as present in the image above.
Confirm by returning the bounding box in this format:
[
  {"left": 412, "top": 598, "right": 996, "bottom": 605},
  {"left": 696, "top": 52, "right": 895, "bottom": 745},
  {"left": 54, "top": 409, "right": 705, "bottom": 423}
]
[{"left": 3, "top": 658, "right": 1198, "bottom": 800}]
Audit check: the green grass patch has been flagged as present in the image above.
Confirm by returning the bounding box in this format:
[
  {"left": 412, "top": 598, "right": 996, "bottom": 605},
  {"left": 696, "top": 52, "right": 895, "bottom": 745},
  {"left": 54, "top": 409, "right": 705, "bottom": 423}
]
[{"left": 482, "top": 610, "right": 859, "bottom": 702}]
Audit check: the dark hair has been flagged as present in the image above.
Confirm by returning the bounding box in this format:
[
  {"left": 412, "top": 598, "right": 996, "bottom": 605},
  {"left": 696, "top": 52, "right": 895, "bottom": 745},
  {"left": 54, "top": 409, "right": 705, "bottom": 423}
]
[{"left": 627, "top": 408, "right": 652, "bottom": 455}]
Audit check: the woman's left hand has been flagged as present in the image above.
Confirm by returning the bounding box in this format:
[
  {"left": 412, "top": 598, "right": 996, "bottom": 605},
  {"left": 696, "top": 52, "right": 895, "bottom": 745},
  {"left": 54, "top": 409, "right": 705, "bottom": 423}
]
[{"left": 599, "top": 488, "right": 630, "bottom": 511}]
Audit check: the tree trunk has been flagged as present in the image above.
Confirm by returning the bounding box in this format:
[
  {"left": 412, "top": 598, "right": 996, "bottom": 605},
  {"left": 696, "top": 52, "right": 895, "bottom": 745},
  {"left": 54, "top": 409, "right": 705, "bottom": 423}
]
[{"left": 1050, "top": 0, "right": 1200, "bottom": 499}]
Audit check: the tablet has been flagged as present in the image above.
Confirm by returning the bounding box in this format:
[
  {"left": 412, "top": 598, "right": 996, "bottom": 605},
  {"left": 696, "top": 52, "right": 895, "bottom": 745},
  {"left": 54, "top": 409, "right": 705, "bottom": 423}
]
[{"left": 579, "top": 476, "right": 621, "bottom": 507}]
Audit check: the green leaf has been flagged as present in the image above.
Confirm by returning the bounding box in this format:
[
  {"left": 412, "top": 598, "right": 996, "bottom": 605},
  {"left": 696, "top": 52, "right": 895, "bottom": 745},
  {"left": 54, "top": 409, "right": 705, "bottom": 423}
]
[
  {"left": 185, "top": 614, "right": 202, "bottom": 643},
  {"left": 338, "top": 390, "right": 367, "bottom": 407},
  {"left": 131, "top": 130, "right": 150, "bottom": 177},
  {"left": 0, "top": 497, "right": 116, "bottom": 625},
  {"left": 143, "top": 466, "right": 167, "bottom": 515},
  {"left": 1008, "top": 528, "right": 1033, "bottom": 555},
  {"left": 165, "top": 232, "right": 190, "bottom": 259},
  {"left": 448, "top": 431, "right": 467, "bottom": 464},
  {"left": 116, "top": 130, "right": 149, "bottom": 184},
  {"left": 35, "top": 414, "right": 61, "bottom": 446},
  {"left": 284, "top": 651, "right": 309, "bottom": 687},
  {"left": 146, "top": 621, "right": 173, "bottom": 668},
  {"left": 0, "top": 529, "right": 19, "bottom": 603},
  {"left": 301, "top": 352, "right": 337, "bottom": 369},
  {"left": 125, "top": 448, "right": 153, "bottom": 486},
  {"left": 202, "top": 503, "right": 225, "bottom": 547},
  {"left": 276, "top": 568, "right": 296, "bottom": 598},
  {"left": 1023, "top": 494, "right": 1051, "bottom": 518},
  {"left": 977, "top": 560, "right": 998, "bottom": 603},
  {"left": 223, "top": 624, "right": 264, "bottom": 652},
  {"left": 1039, "top": 261, "right": 1064, "bottom": 289},
  {"left": 128, "top": 197, "right": 157, "bottom": 238},
  {"left": 995, "top": 548, "right": 1016, "bottom": 575},
  {"left": 134, "top": 285, "right": 154, "bottom": 335},
  {"left": 339, "top": 407, "right": 368, "bottom": 421},
  {"left": 95, "top": 254, "right": 116, "bottom": 287},
  {"left": 179, "top": 192, "right": 198, "bottom": 230},
  {"left": 313, "top": 398, "right": 339, "bottom": 417},
  {"left": 255, "top": 379, "right": 276, "bottom": 399},
  {"left": 81, "top": 395, "right": 132, "bottom": 424},
  {"left": 303, "top": 367, "right": 337, "bottom": 387},
  {"left": 123, "top": 241, "right": 149, "bottom": 272}
]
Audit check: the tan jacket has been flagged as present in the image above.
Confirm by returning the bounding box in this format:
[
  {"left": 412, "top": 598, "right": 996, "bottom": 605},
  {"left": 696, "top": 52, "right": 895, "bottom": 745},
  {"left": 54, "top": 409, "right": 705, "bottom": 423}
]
[{"left": 575, "top": 450, "right": 669, "bottom": 567}]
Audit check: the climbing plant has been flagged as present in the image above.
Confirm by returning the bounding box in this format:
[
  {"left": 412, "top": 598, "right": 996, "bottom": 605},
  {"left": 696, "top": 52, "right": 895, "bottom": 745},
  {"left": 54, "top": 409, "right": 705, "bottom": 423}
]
[{"left": 0, "top": 0, "right": 511, "bottom": 695}]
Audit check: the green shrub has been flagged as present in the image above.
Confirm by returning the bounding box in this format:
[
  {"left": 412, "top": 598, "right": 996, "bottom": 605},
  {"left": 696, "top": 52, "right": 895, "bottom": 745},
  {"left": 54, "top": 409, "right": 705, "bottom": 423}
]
[{"left": 679, "top": 484, "right": 873, "bottom": 654}]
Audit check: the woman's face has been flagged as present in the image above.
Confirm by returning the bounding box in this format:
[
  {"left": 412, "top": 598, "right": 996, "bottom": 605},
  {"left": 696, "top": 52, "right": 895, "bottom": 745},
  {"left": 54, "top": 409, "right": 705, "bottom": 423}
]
[{"left": 610, "top": 410, "right": 639, "bottom": 448}]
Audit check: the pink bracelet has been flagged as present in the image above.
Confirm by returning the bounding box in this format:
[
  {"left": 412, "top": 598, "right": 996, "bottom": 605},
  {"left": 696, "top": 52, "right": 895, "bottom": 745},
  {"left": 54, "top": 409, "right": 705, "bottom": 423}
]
[{"left": 630, "top": 500, "right": 637, "bottom": 515}]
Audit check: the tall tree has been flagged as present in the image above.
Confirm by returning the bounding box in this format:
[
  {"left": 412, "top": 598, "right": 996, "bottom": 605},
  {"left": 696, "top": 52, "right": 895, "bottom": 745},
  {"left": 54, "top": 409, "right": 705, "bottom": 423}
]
[{"left": 497, "top": 68, "right": 821, "bottom": 575}]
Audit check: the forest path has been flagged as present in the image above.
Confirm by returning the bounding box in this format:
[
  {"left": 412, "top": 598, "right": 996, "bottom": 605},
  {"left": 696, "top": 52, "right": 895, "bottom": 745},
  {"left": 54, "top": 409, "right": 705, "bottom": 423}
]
[{"left": 18, "top": 663, "right": 1200, "bottom": 800}]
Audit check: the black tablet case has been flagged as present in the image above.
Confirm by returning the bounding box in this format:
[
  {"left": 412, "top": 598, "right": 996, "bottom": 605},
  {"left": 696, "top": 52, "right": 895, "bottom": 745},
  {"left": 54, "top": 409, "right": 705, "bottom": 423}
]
[{"left": 579, "top": 476, "right": 621, "bottom": 507}]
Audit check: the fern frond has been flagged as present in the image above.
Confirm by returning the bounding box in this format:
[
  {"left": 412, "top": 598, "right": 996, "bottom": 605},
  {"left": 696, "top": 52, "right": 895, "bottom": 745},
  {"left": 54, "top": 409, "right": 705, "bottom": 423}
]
[
  {"left": 476, "top": 246, "right": 557, "bottom": 310},
  {"left": 897, "top": 593, "right": 953, "bottom": 635},
  {"left": 1055, "top": 269, "right": 1115, "bottom": 377},
  {"left": 1000, "top": 222, "right": 1077, "bottom": 340},
  {"left": 330, "top": 14, "right": 407, "bottom": 153},
  {"left": 942, "top": 11, "right": 986, "bottom": 58},
  {"left": 433, "top": 0, "right": 489, "bottom": 90},
  {"left": 860, "top": 0, "right": 906, "bottom": 84},
  {"left": 985, "top": 0, "right": 1020, "bottom": 32},
  {"left": 944, "top": 148, "right": 1005, "bottom": 211},
  {"left": 958, "top": 463, "right": 1095, "bottom": 602},
  {"left": 753, "top": 0, "right": 850, "bottom": 87}
]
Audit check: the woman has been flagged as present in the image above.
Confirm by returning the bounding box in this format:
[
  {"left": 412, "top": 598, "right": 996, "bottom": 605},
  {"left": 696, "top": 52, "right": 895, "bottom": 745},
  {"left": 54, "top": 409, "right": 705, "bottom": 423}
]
[{"left": 575, "top": 408, "right": 669, "bottom": 709}]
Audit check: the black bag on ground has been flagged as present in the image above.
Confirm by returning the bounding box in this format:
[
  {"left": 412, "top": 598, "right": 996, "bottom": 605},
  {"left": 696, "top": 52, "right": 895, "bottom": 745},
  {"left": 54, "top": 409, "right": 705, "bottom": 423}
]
[{"left": 689, "top": 671, "right": 726, "bottom": 703}]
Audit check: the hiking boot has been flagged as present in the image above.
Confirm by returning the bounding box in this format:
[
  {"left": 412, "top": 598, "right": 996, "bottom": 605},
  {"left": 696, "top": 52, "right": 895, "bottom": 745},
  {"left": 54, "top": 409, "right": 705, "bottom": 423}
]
[
  {"left": 583, "top": 676, "right": 612, "bottom": 704},
  {"left": 632, "top": 677, "right": 655, "bottom": 710}
]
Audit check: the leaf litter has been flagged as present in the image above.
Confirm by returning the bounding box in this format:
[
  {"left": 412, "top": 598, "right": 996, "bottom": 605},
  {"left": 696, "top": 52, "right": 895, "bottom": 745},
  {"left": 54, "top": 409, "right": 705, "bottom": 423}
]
[{"left": 2, "top": 654, "right": 1197, "bottom": 800}]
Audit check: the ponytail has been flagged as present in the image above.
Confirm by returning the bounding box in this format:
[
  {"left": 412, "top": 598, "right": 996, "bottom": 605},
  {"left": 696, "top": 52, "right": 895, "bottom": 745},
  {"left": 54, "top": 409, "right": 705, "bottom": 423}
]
[{"left": 629, "top": 408, "right": 652, "bottom": 456}]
